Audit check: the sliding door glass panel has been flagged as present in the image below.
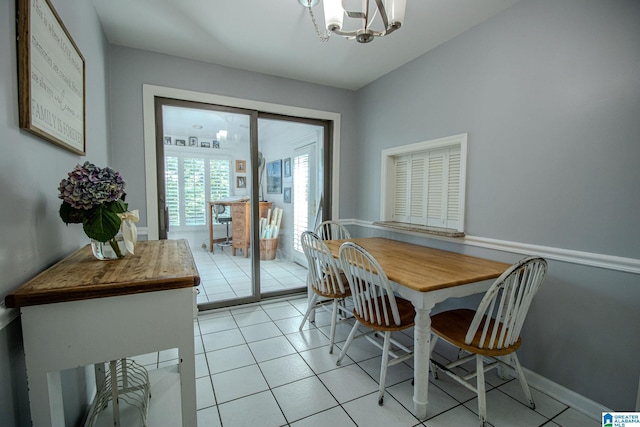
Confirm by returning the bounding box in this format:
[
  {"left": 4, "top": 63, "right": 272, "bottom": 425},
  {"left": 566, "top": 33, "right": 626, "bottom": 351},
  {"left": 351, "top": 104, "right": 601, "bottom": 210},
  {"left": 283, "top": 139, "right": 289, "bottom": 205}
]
[
  {"left": 159, "top": 101, "right": 256, "bottom": 307},
  {"left": 258, "top": 118, "right": 321, "bottom": 286},
  {"left": 156, "top": 98, "right": 328, "bottom": 309}
]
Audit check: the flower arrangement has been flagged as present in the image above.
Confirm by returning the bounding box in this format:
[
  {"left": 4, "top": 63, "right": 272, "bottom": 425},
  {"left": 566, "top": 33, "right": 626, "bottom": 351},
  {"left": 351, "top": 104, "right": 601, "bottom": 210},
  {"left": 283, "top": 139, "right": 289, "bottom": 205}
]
[{"left": 58, "top": 162, "right": 138, "bottom": 258}]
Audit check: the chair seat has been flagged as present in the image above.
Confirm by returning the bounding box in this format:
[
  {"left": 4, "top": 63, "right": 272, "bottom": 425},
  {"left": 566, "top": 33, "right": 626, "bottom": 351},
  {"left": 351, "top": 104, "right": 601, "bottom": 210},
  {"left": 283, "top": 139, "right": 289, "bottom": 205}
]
[
  {"left": 352, "top": 296, "right": 415, "bottom": 332},
  {"left": 431, "top": 309, "right": 521, "bottom": 357},
  {"left": 311, "top": 272, "right": 351, "bottom": 299}
]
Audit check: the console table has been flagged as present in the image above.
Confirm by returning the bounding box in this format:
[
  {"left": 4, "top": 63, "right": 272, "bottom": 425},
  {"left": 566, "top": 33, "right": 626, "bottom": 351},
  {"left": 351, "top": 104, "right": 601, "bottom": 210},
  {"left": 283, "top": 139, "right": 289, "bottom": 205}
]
[{"left": 4, "top": 239, "right": 200, "bottom": 427}]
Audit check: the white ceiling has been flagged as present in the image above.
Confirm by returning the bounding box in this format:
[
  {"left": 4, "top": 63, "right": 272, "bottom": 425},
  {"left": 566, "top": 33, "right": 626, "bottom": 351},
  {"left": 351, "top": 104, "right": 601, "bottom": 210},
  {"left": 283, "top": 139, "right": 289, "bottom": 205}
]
[{"left": 91, "top": 0, "right": 520, "bottom": 91}]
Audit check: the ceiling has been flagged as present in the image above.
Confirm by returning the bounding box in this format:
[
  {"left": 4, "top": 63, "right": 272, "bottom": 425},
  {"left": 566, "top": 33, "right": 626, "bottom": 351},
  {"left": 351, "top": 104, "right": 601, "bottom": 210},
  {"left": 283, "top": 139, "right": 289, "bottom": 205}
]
[{"left": 91, "top": 0, "right": 520, "bottom": 91}]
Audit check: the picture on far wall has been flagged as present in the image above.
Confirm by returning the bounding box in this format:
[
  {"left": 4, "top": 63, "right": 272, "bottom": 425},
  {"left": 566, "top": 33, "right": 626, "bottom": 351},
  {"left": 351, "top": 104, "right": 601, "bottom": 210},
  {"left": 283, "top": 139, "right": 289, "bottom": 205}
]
[
  {"left": 236, "top": 160, "right": 246, "bottom": 173},
  {"left": 189, "top": 136, "right": 197, "bottom": 146},
  {"left": 283, "top": 158, "right": 291, "bottom": 178},
  {"left": 200, "top": 141, "right": 210, "bottom": 148},
  {"left": 266, "top": 159, "right": 282, "bottom": 194},
  {"left": 212, "top": 140, "right": 220, "bottom": 149},
  {"left": 164, "top": 136, "right": 172, "bottom": 145},
  {"left": 176, "top": 139, "right": 186, "bottom": 146},
  {"left": 237, "top": 176, "right": 246, "bottom": 188},
  {"left": 283, "top": 187, "right": 291, "bottom": 203}
]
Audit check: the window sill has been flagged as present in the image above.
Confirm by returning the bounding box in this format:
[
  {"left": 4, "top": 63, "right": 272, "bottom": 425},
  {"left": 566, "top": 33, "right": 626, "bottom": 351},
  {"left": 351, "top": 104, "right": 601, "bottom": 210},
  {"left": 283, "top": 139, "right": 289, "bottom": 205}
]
[{"left": 372, "top": 221, "right": 465, "bottom": 238}]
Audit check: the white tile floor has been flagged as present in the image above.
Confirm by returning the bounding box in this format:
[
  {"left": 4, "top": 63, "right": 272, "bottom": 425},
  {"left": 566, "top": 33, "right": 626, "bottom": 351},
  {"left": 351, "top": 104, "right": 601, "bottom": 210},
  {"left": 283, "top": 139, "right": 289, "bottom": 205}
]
[
  {"left": 132, "top": 296, "right": 600, "bottom": 427},
  {"left": 191, "top": 244, "right": 308, "bottom": 304}
]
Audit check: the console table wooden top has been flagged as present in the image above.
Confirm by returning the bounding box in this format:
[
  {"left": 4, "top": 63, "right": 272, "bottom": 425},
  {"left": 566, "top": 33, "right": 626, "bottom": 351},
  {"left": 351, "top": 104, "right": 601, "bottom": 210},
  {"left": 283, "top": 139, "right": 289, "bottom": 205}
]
[{"left": 5, "top": 239, "right": 200, "bottom": 308}]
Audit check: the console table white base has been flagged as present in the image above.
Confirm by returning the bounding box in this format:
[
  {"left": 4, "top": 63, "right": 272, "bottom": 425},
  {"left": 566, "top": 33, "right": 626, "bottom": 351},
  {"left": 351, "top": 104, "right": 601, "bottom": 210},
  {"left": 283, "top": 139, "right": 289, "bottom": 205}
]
[{"left": 20, "top": 287, "right": 196, "bottom": 427}]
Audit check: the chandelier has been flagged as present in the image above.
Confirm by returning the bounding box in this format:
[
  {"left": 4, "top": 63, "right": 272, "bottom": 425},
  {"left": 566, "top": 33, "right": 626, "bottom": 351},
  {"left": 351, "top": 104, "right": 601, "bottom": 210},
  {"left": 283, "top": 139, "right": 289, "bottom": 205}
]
[{"left": 299, "top": 0, "right": 406, "bottom": 44}]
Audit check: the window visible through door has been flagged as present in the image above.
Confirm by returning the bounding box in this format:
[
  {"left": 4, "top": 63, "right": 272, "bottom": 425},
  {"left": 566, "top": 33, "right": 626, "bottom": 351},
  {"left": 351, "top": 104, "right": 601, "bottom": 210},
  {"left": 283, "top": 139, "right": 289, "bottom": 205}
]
[
  {"left": 292, "top": 142, "right": 318, "bottom": 265},
  {"left": 164, "top": 148, "right": 231, "bottom": 230}
]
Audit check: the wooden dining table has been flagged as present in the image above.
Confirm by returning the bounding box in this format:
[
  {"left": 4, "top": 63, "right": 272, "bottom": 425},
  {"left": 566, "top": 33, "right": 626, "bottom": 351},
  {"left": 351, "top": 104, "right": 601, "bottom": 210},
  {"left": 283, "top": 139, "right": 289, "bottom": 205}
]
[{"left": 322, "top": 237, "right": 510, "bottom": 420}]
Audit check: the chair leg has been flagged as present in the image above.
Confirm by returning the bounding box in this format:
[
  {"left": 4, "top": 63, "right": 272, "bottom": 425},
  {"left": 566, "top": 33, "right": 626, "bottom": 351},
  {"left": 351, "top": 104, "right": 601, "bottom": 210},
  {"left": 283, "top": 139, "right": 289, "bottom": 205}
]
[
  {"left": 299, "top": 294, "right": 318, "bottom": 331},
  {"left": 336, "top": 321, "right": 360, "bottom": 366},
  {"left": 476, "top": 354, "right": 487, "bottom": 427},
  {"left": 511, "top": 353, "right": 535, "bottom": 409},
  {"left": 328, "top": 299, "right": 338, "bottom": 354},
  {"left": 377, "top": 331, "right": 392, "bottom": 406}
]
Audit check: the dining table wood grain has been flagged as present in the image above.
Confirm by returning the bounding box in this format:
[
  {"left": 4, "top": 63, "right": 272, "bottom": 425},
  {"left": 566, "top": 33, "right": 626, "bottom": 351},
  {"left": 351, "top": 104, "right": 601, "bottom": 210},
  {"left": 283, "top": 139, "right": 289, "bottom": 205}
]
[{"left": 322, "top": 237, "right": 509, "bottom": 292}]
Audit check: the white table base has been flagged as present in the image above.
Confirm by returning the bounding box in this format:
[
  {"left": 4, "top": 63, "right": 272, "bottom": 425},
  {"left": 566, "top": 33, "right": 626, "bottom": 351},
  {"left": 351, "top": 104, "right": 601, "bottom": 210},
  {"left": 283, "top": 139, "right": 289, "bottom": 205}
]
[
  {"left": 20, "top": 288, "right": 196, "bottom": 427},
  {"left": 395, "top": 280, "right": 494, "bottom": 420}
]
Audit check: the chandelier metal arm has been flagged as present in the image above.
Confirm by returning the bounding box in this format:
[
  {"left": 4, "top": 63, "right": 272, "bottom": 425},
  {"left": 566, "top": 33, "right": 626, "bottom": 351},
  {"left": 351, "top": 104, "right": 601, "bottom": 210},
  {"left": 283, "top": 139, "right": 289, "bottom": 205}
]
[
  {"left": 374, "top": 0, "right": 390, "bottom": 30},
  {"left": 302, "top": 0, "right": 405, "bottom": 43}
]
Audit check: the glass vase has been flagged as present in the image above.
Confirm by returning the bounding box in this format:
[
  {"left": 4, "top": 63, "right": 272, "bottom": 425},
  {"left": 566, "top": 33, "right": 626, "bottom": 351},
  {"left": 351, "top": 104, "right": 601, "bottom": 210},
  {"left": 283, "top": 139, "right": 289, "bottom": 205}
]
[{"left": 91, "top": 235, "right": 127, "bottom": 260}]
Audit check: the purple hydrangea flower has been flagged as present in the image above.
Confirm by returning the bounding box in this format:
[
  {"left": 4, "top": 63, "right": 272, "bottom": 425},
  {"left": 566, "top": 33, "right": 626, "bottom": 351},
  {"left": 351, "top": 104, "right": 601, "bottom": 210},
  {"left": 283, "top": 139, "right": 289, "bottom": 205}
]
[{"left": 58, "top": 162, "right": 126, "bottom": 210}]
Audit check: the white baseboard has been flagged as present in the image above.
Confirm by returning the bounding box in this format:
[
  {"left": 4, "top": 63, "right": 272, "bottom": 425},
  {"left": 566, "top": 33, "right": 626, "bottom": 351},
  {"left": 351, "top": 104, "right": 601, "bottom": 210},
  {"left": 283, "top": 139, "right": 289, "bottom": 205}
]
[
  {"left": 344, "top": 219, "right": 640, "bottom": 274},
  {"left": 524, "top": 367, "right": 609, "bottom": 421}
]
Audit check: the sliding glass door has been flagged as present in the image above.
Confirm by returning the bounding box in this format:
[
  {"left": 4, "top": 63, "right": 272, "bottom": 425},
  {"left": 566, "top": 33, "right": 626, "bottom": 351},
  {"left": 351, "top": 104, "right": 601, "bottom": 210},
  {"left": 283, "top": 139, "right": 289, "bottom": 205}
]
[{"left": 154, "top": 97, "right": 329, "bottom": 309}]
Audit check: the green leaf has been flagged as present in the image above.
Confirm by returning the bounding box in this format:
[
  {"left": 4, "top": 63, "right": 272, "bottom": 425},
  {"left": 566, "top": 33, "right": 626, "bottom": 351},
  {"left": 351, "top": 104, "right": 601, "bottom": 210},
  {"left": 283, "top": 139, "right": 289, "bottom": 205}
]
[
  {"left": 105, "top": 199, "right": 128, "bottom": 214},
  {"left": 59, "top": 202, "right": 84, "bottom": 224},
  {"left": 83, "top": 205, "right": 121, "bottom": 242}
]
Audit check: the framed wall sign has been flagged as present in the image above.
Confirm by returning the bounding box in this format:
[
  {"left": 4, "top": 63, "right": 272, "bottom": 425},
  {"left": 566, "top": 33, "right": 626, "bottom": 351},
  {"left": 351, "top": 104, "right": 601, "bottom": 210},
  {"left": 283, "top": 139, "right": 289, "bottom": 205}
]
[{"left": 17, "top": 0, "right": 86, "bottom": 155}]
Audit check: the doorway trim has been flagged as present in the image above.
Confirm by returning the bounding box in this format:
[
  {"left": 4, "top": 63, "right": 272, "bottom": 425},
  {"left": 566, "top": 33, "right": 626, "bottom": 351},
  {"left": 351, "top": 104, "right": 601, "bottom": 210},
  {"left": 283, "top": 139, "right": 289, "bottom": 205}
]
[{"left": 142, "top": 84, "right": 341, "bottom": 240}]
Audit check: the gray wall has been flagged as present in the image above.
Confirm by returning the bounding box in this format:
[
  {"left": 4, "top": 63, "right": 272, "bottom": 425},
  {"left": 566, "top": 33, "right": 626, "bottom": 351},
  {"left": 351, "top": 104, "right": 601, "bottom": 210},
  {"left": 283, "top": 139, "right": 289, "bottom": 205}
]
[
  {"left": 107, "top": 45, "right": 359, "bottom": 228},
  {"left": 0, "top": 0, "right": 111, "bottom": 424},
  {"left": 353, "top": 0, "right": 640, "bottom": 410}
]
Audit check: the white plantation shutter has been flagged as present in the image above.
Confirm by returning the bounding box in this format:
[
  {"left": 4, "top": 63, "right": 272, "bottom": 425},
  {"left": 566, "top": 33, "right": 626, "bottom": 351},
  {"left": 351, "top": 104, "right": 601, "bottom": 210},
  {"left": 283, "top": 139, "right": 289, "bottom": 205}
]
[
  {"left": 446, "top": 149, "right": 461, "bottom": 229},
  {"left": 426, "top": 150, "right": 446, "bottom": 227},
  {"left": 210, "top": 159, "right": 231, "bottom": 220},
  {"left": 164, "top": 152, "right": 231, "bottom": 229},
  {"left": 183, "top": 157, "right": 206, "bottom": 226},
  {"left": 393, "top": 156, "right": 409, "bottom": 222},
  {"left": 410, "top": 155, "right": 426, "bottom": 223},
  {"left": 165, "top": 156, "right": 180, "bottom": 227},
  {"left": 293, "top": 153, "right": 310, "bottom": 253},
  {"left": 393, "top": 146, "right": 462, "bottom": 230}
]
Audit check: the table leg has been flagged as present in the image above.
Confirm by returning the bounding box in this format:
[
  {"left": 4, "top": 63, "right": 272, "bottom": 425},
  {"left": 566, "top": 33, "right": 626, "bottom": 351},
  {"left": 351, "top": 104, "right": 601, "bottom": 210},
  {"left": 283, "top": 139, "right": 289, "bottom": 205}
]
[
  {"left": 178, "top": 302, "right": 197, "bottom": 426},
  {"left": 23, "top": 366, "right": 65, "bottom": 427},
  {"left": 413, "top": 306, "right": 432, "bottom": 420}
]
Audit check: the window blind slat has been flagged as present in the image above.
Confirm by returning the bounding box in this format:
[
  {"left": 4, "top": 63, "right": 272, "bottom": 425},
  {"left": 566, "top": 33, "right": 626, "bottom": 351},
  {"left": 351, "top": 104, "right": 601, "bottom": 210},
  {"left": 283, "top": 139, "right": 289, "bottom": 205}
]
[
  {"left": 165, "top": 156, "right": 180, "bottom": 227},
  {"left": 394, "top": 157, "right": 409, "bottom": 220},
  {"left": 184, "top": 158, "right": 206, "bottom": 226},
  {"left": 446, "top": 150, "right": 461, "bottom": 229},
  {"left": 426, "top": 152, "right": 445, "bottom": 227},
  {"left": 410, "top": 156, "right": 425, "bottom": 218}
]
